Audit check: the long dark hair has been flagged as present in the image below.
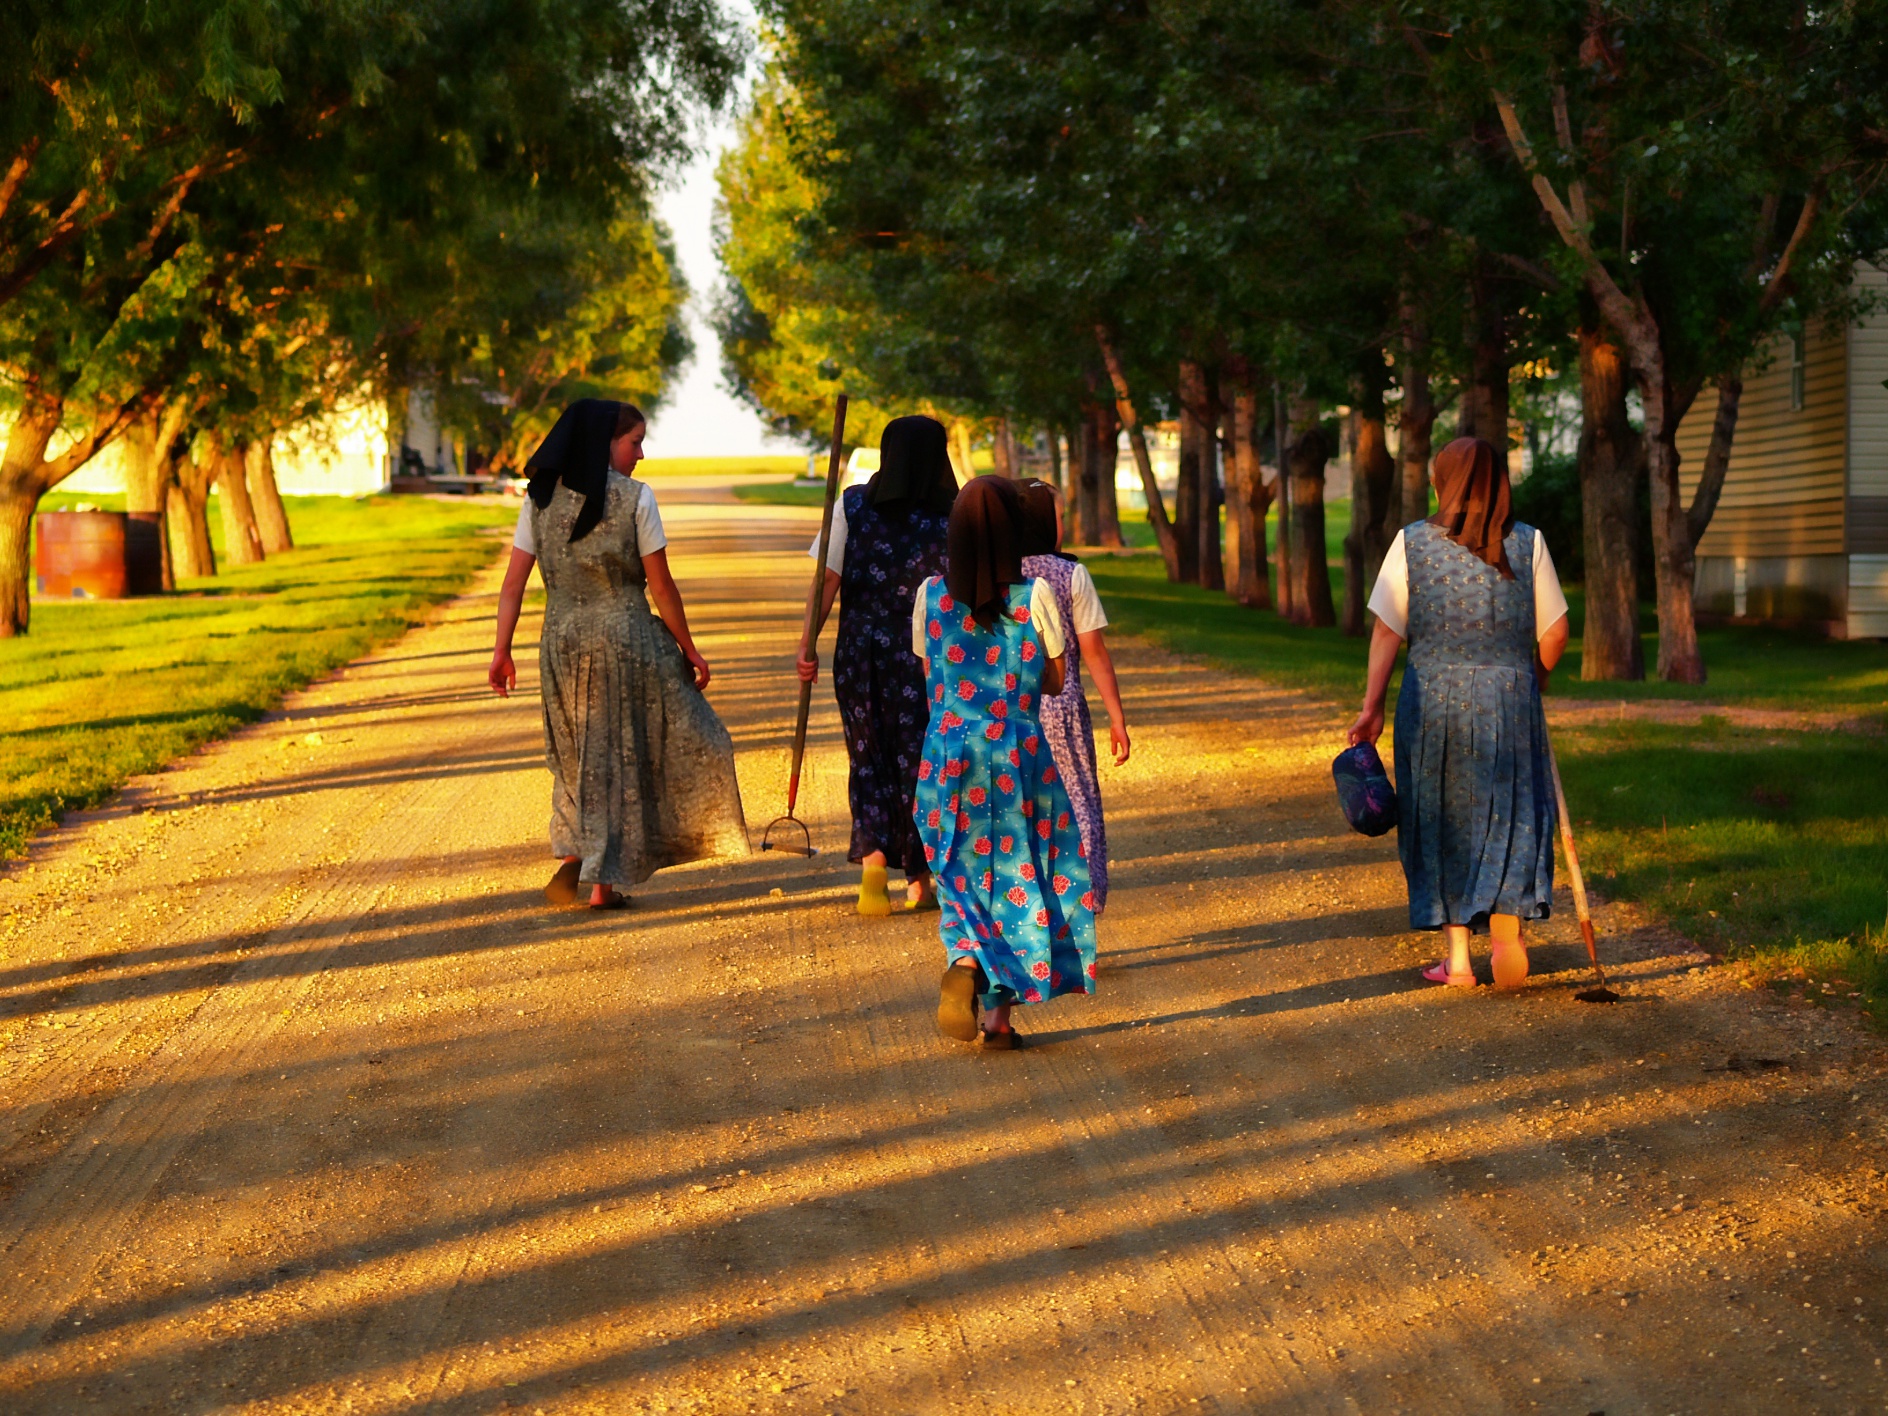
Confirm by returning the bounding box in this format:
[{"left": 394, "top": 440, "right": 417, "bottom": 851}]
[{"left": 946, "top": 474, "right": 1023, "bottom": 629}]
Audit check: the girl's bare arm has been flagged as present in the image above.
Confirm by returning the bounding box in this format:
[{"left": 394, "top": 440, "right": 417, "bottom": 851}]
[
  {"left": 488, "top": 548, "right": 537, "bottom": 697},
  {"left": 643, "top": 547, "right": 712, "bottom": 690},
  {"left": 1077, "top": 628, "right": 1130, "bottom": 764},
  {"left": 1347, "top": 618, "right": 1405, "bottom": 745}
]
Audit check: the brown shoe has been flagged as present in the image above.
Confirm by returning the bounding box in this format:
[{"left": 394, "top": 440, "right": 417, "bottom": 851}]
[{"left": 937, "top": 965, "right": 980, "bottom": 1042}]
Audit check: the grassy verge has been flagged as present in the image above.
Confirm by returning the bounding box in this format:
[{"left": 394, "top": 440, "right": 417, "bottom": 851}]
[
  {"left": 3, "top": 493, "right": 513, "bottom": 857},
  {"left": 732, "top": 482, "right": 828, "bottom": 507},
  {"left": 1083, "top": 513, "right": 1888, "bottom": 1025}
]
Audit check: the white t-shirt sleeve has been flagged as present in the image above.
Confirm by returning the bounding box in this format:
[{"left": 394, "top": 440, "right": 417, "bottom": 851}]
[
  {"left": 1533, "top": 533, "right": 1569, "bottom": 638},
  {"left": 809, "top": 498, "right": 848, "bottom": 573},
  {"left": 633, "top": 480, "right": 666, "bottom": 554},
  {"left": 911, "top": 577, "right": 934, "bottom": 658},
  {"left": 1068, "top": 563, "right": 1109, "bottom": 634},
  {"left": 1030, "top": 579, "right": 1067, "bottom": 659},
  {"left": 1366, "top": 528, "right": 1410, "bottom": 637},
  {"left": 512, "top": 503, "right": 536, "bottom": 557}
]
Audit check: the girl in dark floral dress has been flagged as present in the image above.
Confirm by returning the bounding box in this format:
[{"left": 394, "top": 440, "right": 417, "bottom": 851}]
[
  {"left": 914, "top": 476, "right": 1096, "bottom": 1049},
  {"left": 798, "top": 416, "right": 957, "bottom": 914}
]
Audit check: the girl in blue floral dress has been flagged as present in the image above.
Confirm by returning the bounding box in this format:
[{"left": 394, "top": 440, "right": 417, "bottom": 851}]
[{"left": 911, "top": 476, "right": 1097, "bottom": 1048}]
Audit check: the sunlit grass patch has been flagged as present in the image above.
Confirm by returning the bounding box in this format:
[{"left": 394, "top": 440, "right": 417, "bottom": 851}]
[
  {"left": 3, "top": 494, "right": 512, "bottom": 857},
  {"left": 732, "top": 482, "right": 829, "bottom": 507}
]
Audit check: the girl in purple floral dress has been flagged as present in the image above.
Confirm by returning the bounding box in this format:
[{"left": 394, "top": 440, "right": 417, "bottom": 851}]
[
  {"left": 1017, "top": 479, "right": 1130, "bottom": 910},
  {"left": 913, "top": 477, "right": 1097, "bottom": 1049}
]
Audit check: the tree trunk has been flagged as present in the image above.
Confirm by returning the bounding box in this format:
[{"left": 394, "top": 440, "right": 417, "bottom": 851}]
[
  {"left": 1287, "top": 424, "right": 1335, "bottom": 627},
  {"left": 247, "top": 438, "right": 293, "bottom": 553},
  {"left": 1072, "top": 405, "right": 1103, "bottom": 546},
  {"left": 947, "top": 420, "right": 977, "bottom": 487},
  {"left": 168, "top": 451, "right": 217, "bottom": 580},
  {"left": 1063, "top": 422, "right": 1088, "bottom": 545},
  {"left": 1273, "top": 384, "right": 1295, "bottom": 622},
  {"left": 1227, "top": 379, "right": 1272, "bottom": 608},
  {"left": 0, "top": 479, "right": 38, "bottom": 638},
  {"left": 991, "top": 417, "right": 1016, "bottom": 478},
  {"left": 1045, "top": 425, "right": 1064, "bottom": 495},
  {"left": 1345, "top": 354, "right": 1398, "bottom": 636},
  {"left": 1457, "top": 267, "right": 1511, "bottom": 476},
  {"left": 1174, "top": 364, "right": 1203, "bottom": 585},
  {"left": 1198, "top": 371, "right": 1224, "bottom": 589},
  {"left": 1398, "top": 361, "right": 1435, "bottom": 526},
  {"left": 212, "top": 438, "right": 266, "bottom": 566},
  {"left": 1093, "top": 401, "right": 1123, "bottom": 547},
  {"left": 1094, "top": 324, "right": 1181, "bottom": 580},
  {"left": 1576, "top": 323, "right": 1645, "bottom": 681},
  {"left": 0, "top": 395, "right": 67, "bottom": 636},
  {"left": 1643, "top": 383, "right": 1705, "bottom": 683}
]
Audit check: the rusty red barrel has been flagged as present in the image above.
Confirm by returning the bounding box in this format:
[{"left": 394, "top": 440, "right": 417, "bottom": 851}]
[{"left": 35, "top": 510, "right": 128, "bottom": 599}]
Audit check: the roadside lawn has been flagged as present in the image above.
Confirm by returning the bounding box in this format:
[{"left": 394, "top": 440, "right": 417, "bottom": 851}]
[
  {"left": 1085, "top": 508, "right": 1888, "bottom": 1026},
  {"left": 3, "top": 493, "right": 513, "bottom": 858}
]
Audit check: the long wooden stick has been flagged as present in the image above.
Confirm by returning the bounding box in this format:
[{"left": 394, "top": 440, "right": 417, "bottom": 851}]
[
  {"left": 785, "top": 394, "right": 849, "bottom": 816},
  {"left": 1548, "top": 739, "right": 1607, "bottom": 986}
]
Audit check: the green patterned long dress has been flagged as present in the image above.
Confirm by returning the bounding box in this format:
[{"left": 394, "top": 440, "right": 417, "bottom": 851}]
[{"left": 532, "top": 473, "right": 748, "bottom": 887}]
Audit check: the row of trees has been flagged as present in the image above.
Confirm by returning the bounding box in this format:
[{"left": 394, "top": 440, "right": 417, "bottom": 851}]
[
  {"left": 718, "top": 1, "right": 1888, "bottom": 681},
  {"left": 0, "top": 0, "right": 746, "bottom": 633}
]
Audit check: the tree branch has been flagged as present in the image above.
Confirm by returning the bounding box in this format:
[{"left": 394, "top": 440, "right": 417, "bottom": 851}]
[
  {"left": 1686, "top": 376, "right": 1742, "bottom": 550},
  {"left": 1755, "top": 190, "right": 1821, "bottom": 317},
  {"left": 0, "top": 137, "right": 42, "bottom": 226},
  {"left": 1550, "top": 84, "right": 1591, "bottom": 229}
]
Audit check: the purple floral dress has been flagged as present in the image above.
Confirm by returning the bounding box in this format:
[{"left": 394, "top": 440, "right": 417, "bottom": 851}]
[
  {"left": 913, "top": 576, "right": 1097, "bottom": 1010},
  {"left": 833, "top": 485, "right": 950, "bottom": 873},
  {"left": 1020, "top": 553, "right": 1109, "bottom": 910}
]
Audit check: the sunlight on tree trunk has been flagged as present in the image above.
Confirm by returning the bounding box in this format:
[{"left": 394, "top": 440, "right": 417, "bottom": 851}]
[
  {"left": 1226, "top": 380, "right": 1272, "bottom": 609},
  {"left": 168, "top": 453, "right": 217, "bottom": 581},
  {"left": 247, "top": 439, "right": 293, "bottom": 553},
  {"left": 1094, "top": 325, "right": 1180, "bottom": 581},
  {"left": 1577, "top": 325, "right": 1645, "bottom": 681},
  {"left": 1287, "top": 419, "right": 1335, "bottom": 628},
  {"left": 212, "top": 439, "right": 265, "bottom": 566}
]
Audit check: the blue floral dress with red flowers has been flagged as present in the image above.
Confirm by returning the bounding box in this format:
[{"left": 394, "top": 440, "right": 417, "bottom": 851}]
[{"left": 912, "top": 576, "right": 1098, "bottom": 1010}]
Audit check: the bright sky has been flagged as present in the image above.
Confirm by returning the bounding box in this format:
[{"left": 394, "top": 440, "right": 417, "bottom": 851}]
[{"left": 647, "top": 18, "right": 801, "bottom": 460}]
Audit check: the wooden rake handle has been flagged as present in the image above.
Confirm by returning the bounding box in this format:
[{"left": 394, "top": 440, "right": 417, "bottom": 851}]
[{"left": 786, "top": 394, "right": 849, "bottom": 815}]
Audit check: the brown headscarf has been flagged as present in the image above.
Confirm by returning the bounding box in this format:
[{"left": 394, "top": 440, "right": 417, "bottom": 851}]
[
  {"left": 1016, "top": 478, "right": 1067, "bottom": 560},
  {"left": 1428, "top": 436, "right": 1515, "bottom": 579},
  {"left": 947, "top": 474, "right": 1023, "bottom": 628}
]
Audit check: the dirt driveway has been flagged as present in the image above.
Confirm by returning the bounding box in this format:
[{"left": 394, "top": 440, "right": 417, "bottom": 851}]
[{"left": 1, "top": 481, "right": 1884, "bottom": 1414}]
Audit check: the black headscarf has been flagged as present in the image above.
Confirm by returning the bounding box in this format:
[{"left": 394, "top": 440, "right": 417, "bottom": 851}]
[
  {"left": 946, "top": 474, "right": 1023, "bottom": 628},
  {"left": 867, "top": 414, "right": 956, "bottom": 515},
  {"left": 1016, "top": 478, "right": 1078, "bottom": 561},
  {"left": 525, "top": 398, "right": 640, "bottom": 543}
]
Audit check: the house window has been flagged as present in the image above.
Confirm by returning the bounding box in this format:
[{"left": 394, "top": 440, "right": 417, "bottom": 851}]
[{"left": 1790, "top": 331, "right": 1806, "bottom": 412}]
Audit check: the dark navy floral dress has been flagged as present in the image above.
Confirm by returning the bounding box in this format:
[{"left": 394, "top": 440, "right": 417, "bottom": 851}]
[
  {"left": 833, "top": 485, "right": 951, "bottom": 873},
  {"left": 913, "top": 577, "right": 1097, "bottom": 1010},
  {"left": 1394, "top": 520, "right": 1556, "bottom": 930}
]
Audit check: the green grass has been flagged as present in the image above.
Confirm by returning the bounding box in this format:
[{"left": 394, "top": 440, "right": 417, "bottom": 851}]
[
  {"left": 3, "top": 492, "right": 513, "bottom": 857},
  {"left": 732, "top": 481, "right": 828, "bottom": 507},
  {"left": 1086, "top": 501, "right": 1888, "bottom": 1025}
]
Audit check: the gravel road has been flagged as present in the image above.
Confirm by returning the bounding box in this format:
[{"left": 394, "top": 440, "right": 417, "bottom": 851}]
[{"left": 1, "top": 481, "right": 1884, "bottom": 1415}]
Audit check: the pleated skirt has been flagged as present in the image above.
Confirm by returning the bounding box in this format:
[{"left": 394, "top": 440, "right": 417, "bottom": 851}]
[{"left": 1392, "top": 661, "right": 1556, "bottom": 930}]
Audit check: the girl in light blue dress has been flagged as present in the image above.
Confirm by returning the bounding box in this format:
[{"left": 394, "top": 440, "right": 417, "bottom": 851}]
[{"left": 912, "top": 476, "right": 1096, "bottom": 1048}]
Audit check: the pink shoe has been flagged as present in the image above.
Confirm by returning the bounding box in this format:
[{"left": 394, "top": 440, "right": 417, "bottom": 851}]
[{"left": 1422, "top": 961, "right": 1477, "bottom": 988}]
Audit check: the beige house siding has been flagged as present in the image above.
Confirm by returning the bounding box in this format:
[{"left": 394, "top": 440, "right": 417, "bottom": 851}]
[{"left": 1676, "top": 323, "right": 1847, "bottom": 558}]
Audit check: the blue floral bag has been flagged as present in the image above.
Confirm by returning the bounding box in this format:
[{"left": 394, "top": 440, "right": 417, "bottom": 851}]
[{"left": 1332, "top": 742, "right": 1398, "bottom": 837}]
